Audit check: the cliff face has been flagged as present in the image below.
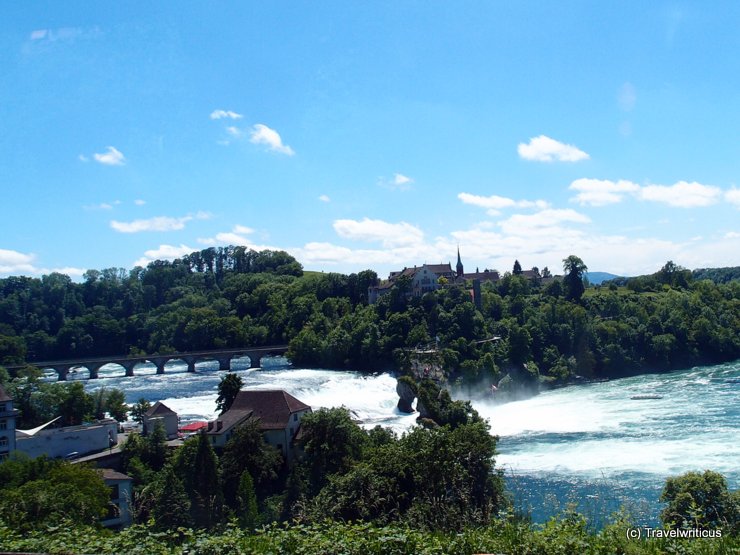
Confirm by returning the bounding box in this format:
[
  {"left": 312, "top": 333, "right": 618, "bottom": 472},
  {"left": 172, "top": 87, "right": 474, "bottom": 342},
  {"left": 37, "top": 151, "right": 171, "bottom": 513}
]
[{"left": 396, "top": 378, "right": 416, "bottom": 413}]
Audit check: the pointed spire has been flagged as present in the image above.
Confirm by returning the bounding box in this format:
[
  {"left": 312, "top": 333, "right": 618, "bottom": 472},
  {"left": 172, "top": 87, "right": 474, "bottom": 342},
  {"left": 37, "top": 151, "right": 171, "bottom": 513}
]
[{"left": 456, "top": 245, "right": 464, "bottom": 277}]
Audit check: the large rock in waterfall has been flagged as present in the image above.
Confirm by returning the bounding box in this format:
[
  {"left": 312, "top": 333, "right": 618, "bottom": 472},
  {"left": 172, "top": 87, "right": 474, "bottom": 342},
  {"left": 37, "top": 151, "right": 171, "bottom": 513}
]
[{"left": 396, "top": 377, "right": 417, "bottom": 414}]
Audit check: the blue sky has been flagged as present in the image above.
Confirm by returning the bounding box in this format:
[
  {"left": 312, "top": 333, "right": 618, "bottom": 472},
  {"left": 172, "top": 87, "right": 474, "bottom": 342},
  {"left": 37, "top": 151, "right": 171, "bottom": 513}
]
[{"left": 1, "top": 2, "right": 739, "bottom": 279}]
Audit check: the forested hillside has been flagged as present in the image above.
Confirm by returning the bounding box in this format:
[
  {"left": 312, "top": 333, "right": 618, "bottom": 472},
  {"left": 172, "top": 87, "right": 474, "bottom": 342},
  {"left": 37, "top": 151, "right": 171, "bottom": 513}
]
[{"left": 1, "top": 248, "right": 739, "bottom": 385}]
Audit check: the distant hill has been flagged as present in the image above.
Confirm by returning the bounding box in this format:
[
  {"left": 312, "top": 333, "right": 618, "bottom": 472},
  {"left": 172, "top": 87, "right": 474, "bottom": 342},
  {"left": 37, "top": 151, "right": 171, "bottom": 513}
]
[
  {"left": 692, "top": 266, "right": 740, "bottom": 284},
  {"left": 586, "top": 271, "right": 622, "bottom": 285}
]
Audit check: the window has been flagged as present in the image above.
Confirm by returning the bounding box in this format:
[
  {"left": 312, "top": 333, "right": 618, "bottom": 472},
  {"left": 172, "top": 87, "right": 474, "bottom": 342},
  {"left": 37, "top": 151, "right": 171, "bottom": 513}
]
[
  {"left": 0, "top": 436, "right": 7, "bottom": 448},
  {"left": 0, "top": 420, "right": 6, "bottom": 431},
  {"left": 293, "top": 413, "right": 298, "bottom": 422}
]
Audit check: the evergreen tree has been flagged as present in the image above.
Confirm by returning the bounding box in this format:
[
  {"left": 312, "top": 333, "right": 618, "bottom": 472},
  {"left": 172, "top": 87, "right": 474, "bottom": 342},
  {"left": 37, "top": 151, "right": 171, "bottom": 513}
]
[
  {"left": 237, "top": 470, "right": 259, "bottom": 529},
  {"left": 152, "top": 466, "right": 193, "bottom": 531},
  {"left": 216, "top": 372, "right": 243, "bottom": 414}
]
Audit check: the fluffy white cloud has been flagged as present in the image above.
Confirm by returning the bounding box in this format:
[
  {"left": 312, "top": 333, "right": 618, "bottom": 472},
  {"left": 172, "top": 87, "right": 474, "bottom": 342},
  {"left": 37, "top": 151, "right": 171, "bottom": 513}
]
[
  {"left": 0, "top": 248, "right": 37, "bottom": 274},
  {"left": 0, "top": 248, "right": 84, "bottom": 277},
  {"left": 638, "top": 181, "right": 721, "bottom": 208},
  {"left": 458, "top": 193, "right": 549, "bottom": 215},
  {"left": 133, "top": 244, "right": 195, "bottom": 267},
  {"left": 111, "top": 212, "right": 210, "bottom": 233},
  {"left": 134, "top": 199, "right": 146, "bottom": 206},
  {"left": 318, "top": 194, "right": 331, "bottom": 202},
  {"left": 249, "top": 124, "right": 294, "bottom": 155},
  {"left": 93, "top": 146, "right": 126, "bottom": 166},
  {"left": 517, "top": 135, "right": 590, "bottom": 162},
  {"left": 726, "top": 188, "right": 740, "bottom": 208},
  {"left": 498, "top": 209, "right": 591, "bottom": 236},
  {"left": 210, "top": 109, "right": 243, "bottom": 120},
  {"left": 333, "top": 218, "right": 424, "bottom": 248},
  {"left": 226, "top": 126, "right": 243, "bottom": 137},
  {"left": 568, "top": 178, "right": 641, "bottom": 206},
  {"left": 197, "top": 225, "right": 257, "bottom": 247}
]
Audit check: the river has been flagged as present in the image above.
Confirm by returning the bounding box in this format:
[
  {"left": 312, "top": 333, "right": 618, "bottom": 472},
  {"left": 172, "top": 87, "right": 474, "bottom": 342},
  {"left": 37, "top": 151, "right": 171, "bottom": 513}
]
[{"left": 82, "top": 358, "right": 740, "bottom": 527}]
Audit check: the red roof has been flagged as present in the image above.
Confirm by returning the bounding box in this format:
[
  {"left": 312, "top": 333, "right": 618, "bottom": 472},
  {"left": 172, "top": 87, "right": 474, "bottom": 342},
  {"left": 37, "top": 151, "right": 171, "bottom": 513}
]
[
  {"left": 180, "top": 421, "right": 207, "bottom": 432},
  {"left": 229, "top": 389, "right": 311, "bottom": 430}
]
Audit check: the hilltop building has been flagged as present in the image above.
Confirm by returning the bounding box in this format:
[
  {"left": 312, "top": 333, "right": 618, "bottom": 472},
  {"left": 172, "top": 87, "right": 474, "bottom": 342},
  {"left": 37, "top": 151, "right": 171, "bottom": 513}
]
[
  {"left": 368, "top": 248, "right": 500, "bottom": 304},
  {"left": 207, "top": 389, "right": 311, "bottom": 466}
]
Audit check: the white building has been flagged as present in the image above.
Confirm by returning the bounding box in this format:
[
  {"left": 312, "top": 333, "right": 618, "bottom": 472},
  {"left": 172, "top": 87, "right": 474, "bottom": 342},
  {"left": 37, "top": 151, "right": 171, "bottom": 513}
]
[{"left": 207, "top": 389, "right": 311, "bottom": 466}]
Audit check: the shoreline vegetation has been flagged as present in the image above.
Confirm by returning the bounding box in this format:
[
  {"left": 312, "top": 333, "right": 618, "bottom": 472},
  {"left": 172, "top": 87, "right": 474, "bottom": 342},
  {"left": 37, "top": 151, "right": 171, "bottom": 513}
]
[
  {"left": 1, "top": 247, "right": 739, "bottom": 552},
  {"left": 1, "top": 247, "right": 738, "bottom": 394}
]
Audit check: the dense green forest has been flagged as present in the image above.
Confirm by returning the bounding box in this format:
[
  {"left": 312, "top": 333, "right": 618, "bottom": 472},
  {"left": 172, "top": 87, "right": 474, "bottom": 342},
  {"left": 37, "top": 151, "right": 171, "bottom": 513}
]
[
  {"left": 1, "top": 403, "right": 738, "bottom": 553},
  {"left": 1, "top": 247, "right": 739, "bottom": 390}
]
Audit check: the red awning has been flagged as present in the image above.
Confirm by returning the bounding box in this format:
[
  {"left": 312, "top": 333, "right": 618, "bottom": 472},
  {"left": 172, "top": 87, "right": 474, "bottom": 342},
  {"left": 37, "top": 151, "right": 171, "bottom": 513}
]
[{"left": 180, "top": 421, "right": 207, "bottom": 432}]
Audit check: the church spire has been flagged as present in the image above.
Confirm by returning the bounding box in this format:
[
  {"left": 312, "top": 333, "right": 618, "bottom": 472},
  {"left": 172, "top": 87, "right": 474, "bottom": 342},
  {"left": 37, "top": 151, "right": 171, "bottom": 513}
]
[{"left": 456, "top": 246, "right": 464, "bottom": 277}]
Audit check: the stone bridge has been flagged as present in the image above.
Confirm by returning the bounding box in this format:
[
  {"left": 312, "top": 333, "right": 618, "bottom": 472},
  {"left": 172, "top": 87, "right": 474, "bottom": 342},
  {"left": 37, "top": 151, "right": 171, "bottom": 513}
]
[{"left": 6, "top": 345, "right": 289, "bottom": 381}]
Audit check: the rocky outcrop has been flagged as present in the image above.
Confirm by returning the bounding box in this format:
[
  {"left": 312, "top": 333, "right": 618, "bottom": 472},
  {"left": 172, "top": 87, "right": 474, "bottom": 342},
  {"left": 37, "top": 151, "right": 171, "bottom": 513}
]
[{"left": 396, "top": 377, "right": 417, "bottom": 413}]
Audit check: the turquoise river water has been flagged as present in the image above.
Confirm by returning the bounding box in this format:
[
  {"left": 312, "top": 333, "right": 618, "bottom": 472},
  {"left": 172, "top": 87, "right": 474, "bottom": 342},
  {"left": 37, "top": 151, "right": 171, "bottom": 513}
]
[{"left": 80, "top": 358, "right": 739, "bottom": 527}]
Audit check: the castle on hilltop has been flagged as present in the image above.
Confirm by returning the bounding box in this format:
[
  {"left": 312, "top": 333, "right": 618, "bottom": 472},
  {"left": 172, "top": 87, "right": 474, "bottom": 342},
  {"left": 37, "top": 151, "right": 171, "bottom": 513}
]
[
  {"left": 368, "top": 248, "right": 501, "bottom": 304},
  {"left": 368, "top": 248, "right": 554, "bottom": 305}
]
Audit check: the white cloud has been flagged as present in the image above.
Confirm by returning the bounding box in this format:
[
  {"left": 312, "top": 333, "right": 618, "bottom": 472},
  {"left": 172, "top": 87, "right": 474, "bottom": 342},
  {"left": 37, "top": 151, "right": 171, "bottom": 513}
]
[
  {"left": 226, "top": 126, "right": 243, "bottom": 137},
  {"left": 78, "top": 154, "right": 89, "bottom": 162},
  {"left": 394, "top": 173, "right": 413, "bottom": 186},
  {"left": 0, "top": 248, "right": 84, "bottom": 277},
  {"left": 133, "top": 244, "right": 195, "bottom": 267},
  {"left": 618, "top": 82, "right": 637, "bottom": 112},
  {"left": 134, "top": 199, "right": 146, "bottom": 206},
  {"left": 333, "top": 218, "right": 424, "bottom": 248},
  {"left": 249, "top": 124, "right": 294, "bottom": 155},
  {"left": 378, "top": 173, "right": 415, "bottom": 191},
  {"left": 318, "top": 195, "right": 331, "bottom": 203},
  {"left": 726, "top": 188, "right": 740, "bottom": 208},
  {"left": 197, "top": 225, "right": 257, "bottom": 247},
  {"left": 725, "top": 232, "right": 740, "bottom": 239},
  {"left": 638, "top": 181, "right": 721, "bottom": 208},
  {"left": 111, "top": 212, "right": 210, "bottom": 233},
  {"left": 458, "top": 192, "right": 549, "bottom": 215},
  {"left": 210, "top": 109, "right": 243, "bottom": 120},
  {"left": 93, "top": 146, "right": 125, "bottom": 166},
  {"left": 498, "top": 208, "right": 591, "bottom": 236},
  {"left": 568, "top": 178, "right": 641, "bottom": 206},
  {"left": 517, "top": 135, "right": 590, "bottom": 162}
]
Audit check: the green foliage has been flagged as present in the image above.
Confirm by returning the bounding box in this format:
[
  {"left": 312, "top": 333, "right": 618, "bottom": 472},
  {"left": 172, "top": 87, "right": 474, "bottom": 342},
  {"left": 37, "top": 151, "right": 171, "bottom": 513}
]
[
  {"left": 236, "top": 471, "right": 259, "bottom": 529},
  {"left": 0, "top": 456, "right": 110, "bottom": 531},
  {"left": 220, "top": 419, "right": 283, "bottom": 506},
  {"left": 300, "top": 407, "right": 368, "bottom": 495},
  {"left": 661, "top": 470, "right": 740, "bottom": 532},
  {"left": 563, "top": 255, "right": 588, "bottom": 302},
  {"left": 215, "top": 372, "right": 243, "bottom": 414},
  {"left": 151, "top": 466, "right": 193, "bottom": 531},
  {"left": 129, "top": 397, "right": 151, "bottom": 423}
]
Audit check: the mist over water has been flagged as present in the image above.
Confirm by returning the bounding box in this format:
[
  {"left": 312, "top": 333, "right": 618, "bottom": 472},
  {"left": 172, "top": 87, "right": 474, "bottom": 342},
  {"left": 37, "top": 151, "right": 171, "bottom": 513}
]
[{"left": 83, "top": 358, "right": 740, "bottom": 526}]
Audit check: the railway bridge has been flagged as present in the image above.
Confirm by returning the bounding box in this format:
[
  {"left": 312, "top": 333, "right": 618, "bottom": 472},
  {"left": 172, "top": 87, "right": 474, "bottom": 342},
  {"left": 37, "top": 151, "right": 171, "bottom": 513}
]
[{"left": 5, "top": 345, "right": 289, "bottom": 381}]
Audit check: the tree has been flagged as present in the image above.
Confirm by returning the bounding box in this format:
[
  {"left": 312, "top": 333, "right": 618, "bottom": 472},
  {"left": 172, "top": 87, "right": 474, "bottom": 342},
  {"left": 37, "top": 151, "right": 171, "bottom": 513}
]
[
  {"left": 151, "top": 466, "right": 193, "bottom": 531},
  {"left": 216, "top": 372, "right": 243, "bottom": 414},
  {"left": 0, "top": 457, "right": 110, "bottom": 531},
  {"left": 300, "top": 407, "right": 367, "bottom": 495},
  {"left": 661, "top": 470, "right": 739, "bottom": 532},
  {"left": 237, "top": 470, "right": 259, "bottom": 529},
  {"left": 513, "top": 260, "right": 523, "bottom": 275},
  {"left": 130, "top": 398, "right": 151, "bottom": 423},
  {"left": 221, "top": 419, "right": 283, "bottom": 506},
  {"left": 562, "top": 255, "right": 588, "bottom": 302}
]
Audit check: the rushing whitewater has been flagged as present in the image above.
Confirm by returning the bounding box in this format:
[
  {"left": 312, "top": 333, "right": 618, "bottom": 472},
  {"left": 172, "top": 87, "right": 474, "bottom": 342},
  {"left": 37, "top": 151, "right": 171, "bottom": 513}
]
[{"left": 83, "top": 358, "right": 740, "bottom": 526}]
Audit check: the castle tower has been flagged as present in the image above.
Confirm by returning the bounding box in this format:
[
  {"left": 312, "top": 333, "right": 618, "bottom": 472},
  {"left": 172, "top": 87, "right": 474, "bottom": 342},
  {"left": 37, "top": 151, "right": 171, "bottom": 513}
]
[{"left": 456, "top": 247, "right": 464, "bottom": 277}]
